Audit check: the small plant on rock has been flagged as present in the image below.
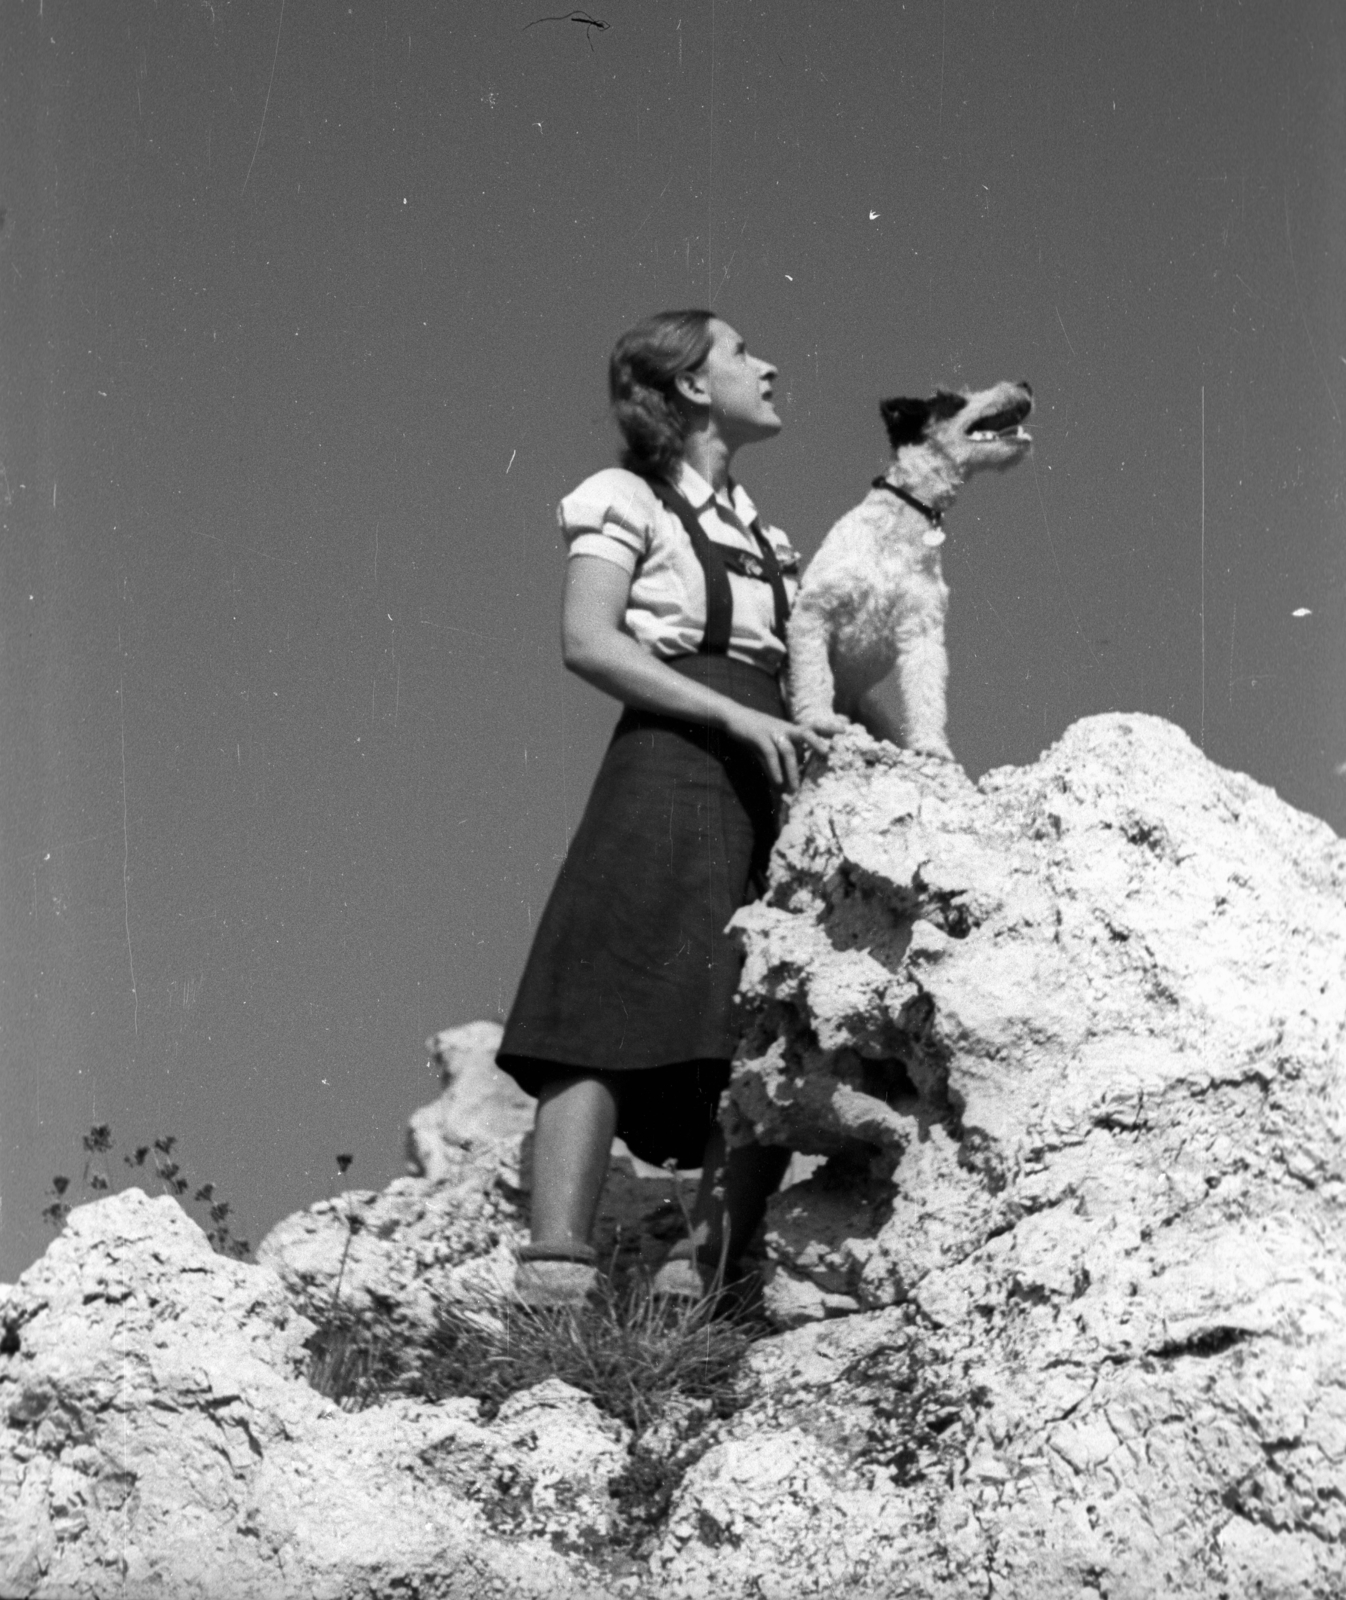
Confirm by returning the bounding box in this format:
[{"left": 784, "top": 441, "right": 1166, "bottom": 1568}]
[
  {"left": 42, "top": 1124, "right": 250, "bottom": 1259},
  {"left": 298, "top": 1154, "right": 412, "bottom": 1411},
  {"left": 41, "top": 1123, "right": 115, "bottom": 1227},
  {"left": 326, "top": 1152, "right": 361, "bottom": 1308},
  {"left": 843, "top": 1329, "right": 985, "bottom": 1487}
]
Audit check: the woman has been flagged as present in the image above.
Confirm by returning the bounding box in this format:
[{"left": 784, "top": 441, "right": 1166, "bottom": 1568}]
[{"left": 498, "top": 310, "right": 827, "bottom": 1307}]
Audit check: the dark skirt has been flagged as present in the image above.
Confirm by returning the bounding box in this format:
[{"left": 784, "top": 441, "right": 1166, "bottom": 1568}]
[{"left": 498, "top": 653, "right": 783, "bottom": 1166}]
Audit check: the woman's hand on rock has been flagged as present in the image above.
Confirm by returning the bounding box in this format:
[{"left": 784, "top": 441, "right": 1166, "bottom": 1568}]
[{"left": 722, "top": 705, "right": 831, "bottom": 791}]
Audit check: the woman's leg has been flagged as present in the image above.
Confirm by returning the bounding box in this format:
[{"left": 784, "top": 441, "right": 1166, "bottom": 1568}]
[
  {"left": 529, "top": 1072, "right": 619, "bottom": 1252},
  {"left": 688, "top": 1121, "right": 791, "bottom": 1273}
]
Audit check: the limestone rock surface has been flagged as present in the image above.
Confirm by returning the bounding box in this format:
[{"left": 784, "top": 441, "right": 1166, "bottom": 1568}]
[
  {"left": 410, "top": 1020, "right": 534, "bottom": 1175},
  {"left": 717, "top": 714, "right": 1346, "bottom": 1596},
  {"left": 0, "top": 1189, "right": 626, "bottom": 1598}
]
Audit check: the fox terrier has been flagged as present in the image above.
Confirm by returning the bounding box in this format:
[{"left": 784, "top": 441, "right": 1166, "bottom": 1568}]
[{"left": 787, "top": 379, "right": 1034, "bottom": 760}]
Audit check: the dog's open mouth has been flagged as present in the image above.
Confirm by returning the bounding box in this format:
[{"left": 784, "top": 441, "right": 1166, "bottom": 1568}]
[{"left": 967, "top": 397, "right": 1032, "bottom": 442}]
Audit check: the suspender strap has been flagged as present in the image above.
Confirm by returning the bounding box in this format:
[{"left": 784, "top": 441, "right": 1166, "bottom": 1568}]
[
  {"left": 745, "top": 517, "right": 790, "bottom": 645},
  {"left": 644, "top": 476, "right": 791, "bottom": 655},
  {"left": 645, "top": 478, "right": 734, "bottom": 655}
]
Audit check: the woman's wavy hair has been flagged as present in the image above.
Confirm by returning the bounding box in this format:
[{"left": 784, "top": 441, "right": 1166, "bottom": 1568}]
[{"left": 608, "top": 310, "right": 715, "bottom": 479}]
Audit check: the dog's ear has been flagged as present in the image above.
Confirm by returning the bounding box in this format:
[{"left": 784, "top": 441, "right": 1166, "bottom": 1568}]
[{"left": 879, "top": 396, "right": 932, "bottom": 448}]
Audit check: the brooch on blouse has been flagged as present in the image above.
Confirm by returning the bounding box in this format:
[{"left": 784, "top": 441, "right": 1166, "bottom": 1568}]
[
  {"left": 719, "top": 543, "right": 801, "bottom": 582},
  {"left": 720, "top": 549, "right": 763, "bottom": 581}
]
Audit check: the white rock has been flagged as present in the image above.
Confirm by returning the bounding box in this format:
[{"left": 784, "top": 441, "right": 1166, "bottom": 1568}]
[
  {"left": 719, "top": 714, "right": 1346, "bottom": 1597},
  {"left": 0, "top": 1190, "right": 623, "bottom": 1598},
  {"left": 410, "top": 1020, "right": 535, "bottom": 1170}
]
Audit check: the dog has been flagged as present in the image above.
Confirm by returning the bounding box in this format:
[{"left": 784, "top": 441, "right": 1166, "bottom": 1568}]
[{"left": 787, "top": 380, "right": 1034, "bottom": 759}]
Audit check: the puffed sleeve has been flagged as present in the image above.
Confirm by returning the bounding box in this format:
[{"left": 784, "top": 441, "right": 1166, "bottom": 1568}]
[{"left": 556, "top": 468, "right": 659, "bottom": 576}]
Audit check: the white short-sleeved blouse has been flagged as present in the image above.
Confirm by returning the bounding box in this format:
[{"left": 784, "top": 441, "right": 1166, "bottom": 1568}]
[{"left": 557, "top": 461, "right": 800, "bottom": 674}]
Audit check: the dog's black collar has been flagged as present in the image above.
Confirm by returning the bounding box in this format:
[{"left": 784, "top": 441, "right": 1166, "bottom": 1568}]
[{"left": 872, "top": 477, "right": 943, "bottom": 526}]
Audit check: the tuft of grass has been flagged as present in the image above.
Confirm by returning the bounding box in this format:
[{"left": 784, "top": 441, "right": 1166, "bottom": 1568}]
[
  {"left": 300, "top": 1268, "right": 765, "bottom": 1551},
  {"left": 303, "top": 1299, "right": 413, "bottom": 1412},
  {"left": 302, "top": 1272, "right": 761, "bottom": 1426},
  {"left": 417, "top": 1275, "right": 758, "bottom": 1433}
]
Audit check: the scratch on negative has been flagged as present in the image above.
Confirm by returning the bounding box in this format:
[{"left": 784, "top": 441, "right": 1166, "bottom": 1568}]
[
  {"left": 242, "top": 0, "right": 286, "bottom": 196},
  {"left": 524, "top": 9, "right": 610, "bottom": 30},
  {"left": 629, "top": 171, "right": 675, "bottom": 243},
  {"left": 524, "top": 9, "right": 610, "bottom": 51},
  {"left": 118, "top": 634, "right": 139, "bottom": 1039},
  {"left": 1054, "top": 306, "right": 1076, "bottom": 360}
]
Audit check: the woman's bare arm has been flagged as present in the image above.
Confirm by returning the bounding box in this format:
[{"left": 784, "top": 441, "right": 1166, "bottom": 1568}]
[{"left": 561, "top": 554, "right": 827, "bottom": 791}]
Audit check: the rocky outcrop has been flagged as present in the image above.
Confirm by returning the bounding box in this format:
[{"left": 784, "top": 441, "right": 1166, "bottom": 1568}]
[
  {"left": 0, "top": 1190, "right": 628, "bottom": 1598},
  {"left": 3, "top": 713, "right": 1343, "bottom": 1599},
  {"left": 716, "top": 714, "right": 1346, "bottom": 1595},
  {"left": 408, "top": 1021, "right": 537, "bottom": 1177}
]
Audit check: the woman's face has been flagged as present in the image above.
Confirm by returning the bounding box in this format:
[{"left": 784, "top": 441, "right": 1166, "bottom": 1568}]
[{"left": 682, "top": 319, "right": 781, "bottom": 447}]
